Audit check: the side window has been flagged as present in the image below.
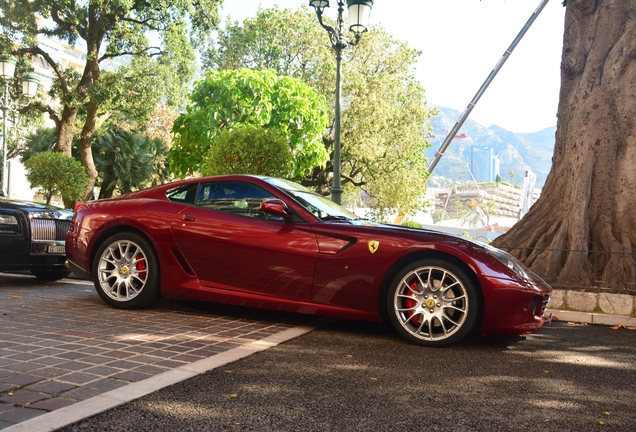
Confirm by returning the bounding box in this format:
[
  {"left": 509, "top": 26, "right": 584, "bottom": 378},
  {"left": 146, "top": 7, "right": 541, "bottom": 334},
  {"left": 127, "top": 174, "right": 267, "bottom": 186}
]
[
  {"left": 196, "top": 181, "right": 282, "bottom": 221},
  {"left": 166, "top": 184, "right": 198, "bottom": 205}
]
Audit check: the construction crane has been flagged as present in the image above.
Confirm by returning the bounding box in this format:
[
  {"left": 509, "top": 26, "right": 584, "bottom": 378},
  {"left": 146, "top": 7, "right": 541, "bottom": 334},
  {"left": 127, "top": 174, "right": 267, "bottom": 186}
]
[{"left": 427, "top": 0, "right": 550, "bottom": 174}]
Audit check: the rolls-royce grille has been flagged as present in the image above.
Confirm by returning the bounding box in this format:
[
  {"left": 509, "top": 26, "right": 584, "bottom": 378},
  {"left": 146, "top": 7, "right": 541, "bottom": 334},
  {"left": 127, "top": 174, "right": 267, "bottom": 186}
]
[{"left": 31, "top": 219, "right": 71, "bottom": 241}]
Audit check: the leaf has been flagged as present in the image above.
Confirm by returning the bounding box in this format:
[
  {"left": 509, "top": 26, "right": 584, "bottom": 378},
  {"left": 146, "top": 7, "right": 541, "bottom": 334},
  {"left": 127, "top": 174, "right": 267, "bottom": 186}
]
[
  {"left": 230, "top": 394, "right": 237, "bottom": 398},
  {"left": 370, "top": 377, "right": 377, "bottom": 381},
  {"left": 611, "top": 324, "right": 625, "bottom": 330},
  {"left": 11, "top": 296, "right": 20, "bottom": 299}
]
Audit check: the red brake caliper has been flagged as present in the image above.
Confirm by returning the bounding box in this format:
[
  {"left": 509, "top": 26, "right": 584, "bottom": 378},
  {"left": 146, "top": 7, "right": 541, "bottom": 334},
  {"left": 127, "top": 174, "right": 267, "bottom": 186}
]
[
  {"left": 135, "top": 253, "right": 147, "bottom": 280},
  {"left": 405, "top": 280, "right": 419, "bottom": 325}
]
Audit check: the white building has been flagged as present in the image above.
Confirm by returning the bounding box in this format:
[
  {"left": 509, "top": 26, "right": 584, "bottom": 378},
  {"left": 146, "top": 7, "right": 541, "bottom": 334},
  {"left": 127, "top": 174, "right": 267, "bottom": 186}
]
[{"left": 5, "top": 31, "right": 85, "bottom": 202}]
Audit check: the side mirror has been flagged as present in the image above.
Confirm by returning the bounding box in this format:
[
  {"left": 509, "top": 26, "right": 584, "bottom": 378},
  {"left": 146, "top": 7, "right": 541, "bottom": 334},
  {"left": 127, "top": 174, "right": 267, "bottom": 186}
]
[{"left": 260, "top": 199, "right": 292, "bottom": 220}]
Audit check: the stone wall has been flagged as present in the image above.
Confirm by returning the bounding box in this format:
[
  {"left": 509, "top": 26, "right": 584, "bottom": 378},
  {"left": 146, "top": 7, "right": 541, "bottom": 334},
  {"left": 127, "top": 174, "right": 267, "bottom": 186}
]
[{"left": 549, "top": 290, "right": 635, "bottom": 316}]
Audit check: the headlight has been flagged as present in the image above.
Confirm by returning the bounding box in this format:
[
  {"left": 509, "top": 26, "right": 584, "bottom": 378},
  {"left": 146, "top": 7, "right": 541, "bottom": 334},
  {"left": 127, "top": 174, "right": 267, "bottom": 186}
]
[
  {"left": 484, "top": 244, "right": 531, "bottom": 280},
  {"left": 29, "top": 210, "right": 71, "bottom": 220},
  {"left": 0, "top": 215, "right": 18, "bottom": 225}
]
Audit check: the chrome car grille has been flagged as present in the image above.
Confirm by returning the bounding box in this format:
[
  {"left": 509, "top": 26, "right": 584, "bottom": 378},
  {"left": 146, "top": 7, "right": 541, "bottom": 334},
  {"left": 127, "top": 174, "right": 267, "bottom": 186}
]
[
  {"left": 541, "top": 294, "right": 551, "bottom": 315},
  {"left": 31, "top": 219, "right": 71, "bottom": 241}
]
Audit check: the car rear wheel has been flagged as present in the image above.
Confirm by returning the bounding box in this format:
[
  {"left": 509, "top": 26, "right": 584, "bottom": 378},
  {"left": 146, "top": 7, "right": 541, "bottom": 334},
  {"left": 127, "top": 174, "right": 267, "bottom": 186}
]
[
  {"left": 387, "top": 259, "right": 478, "bottom": 347},
  {"left": 93, "top": 232, "right": 160, "bottom": 309}
]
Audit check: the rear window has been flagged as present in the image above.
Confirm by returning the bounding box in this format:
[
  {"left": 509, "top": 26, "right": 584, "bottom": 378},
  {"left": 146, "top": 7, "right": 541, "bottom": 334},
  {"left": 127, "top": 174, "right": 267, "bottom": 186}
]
[{"left": 166, "top": 184, "right": 198, "bottom": 205}]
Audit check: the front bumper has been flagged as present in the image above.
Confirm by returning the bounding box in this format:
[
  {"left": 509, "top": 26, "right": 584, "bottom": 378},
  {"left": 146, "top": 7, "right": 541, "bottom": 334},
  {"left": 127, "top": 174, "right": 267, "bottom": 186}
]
[
  {"left": 479, "top": 274, "right": 553, "bottom": 336},
  {"left": 68, "top": 258, "right": 91, "bottom": 281},
  {"left": 30, "top": 239, "right": 66, "bottom": 255}
]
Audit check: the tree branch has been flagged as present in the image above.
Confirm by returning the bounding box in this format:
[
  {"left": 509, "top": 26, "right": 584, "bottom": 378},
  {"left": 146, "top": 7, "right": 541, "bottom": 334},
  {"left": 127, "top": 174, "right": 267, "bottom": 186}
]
[
  {"left": 50, "top": 5, "right": 77, "bottom": 35},
  {"left": 341, "top": 173, "right": 365, "bottom": 187},
  {"left": 120, "top": 16, "right": 159, "bottom": 30},
  {"left": 19, "top": 101, "right": 61, "bottom": 129},
  {"left": 13, "top": 46, "right": 69, "bottom": 95},
  {"left": 99, "top": 47, "right": 163, "bottom": 62}
]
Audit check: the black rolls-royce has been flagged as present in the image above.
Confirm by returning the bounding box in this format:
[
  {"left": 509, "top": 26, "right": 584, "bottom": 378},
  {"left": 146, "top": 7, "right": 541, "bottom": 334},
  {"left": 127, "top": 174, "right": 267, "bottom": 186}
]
[{"left": 0, "top": 196, "right": 73, "bottom": 280}]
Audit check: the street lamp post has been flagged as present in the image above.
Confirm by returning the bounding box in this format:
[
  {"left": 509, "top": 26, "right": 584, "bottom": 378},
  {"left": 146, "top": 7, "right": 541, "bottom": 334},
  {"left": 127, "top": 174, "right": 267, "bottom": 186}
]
[
  {"left": 309, "top": 0, "right": 373, "bottom": 205},
  {"left": 0, "top": 54, "right": 40, "bottom": 197}
]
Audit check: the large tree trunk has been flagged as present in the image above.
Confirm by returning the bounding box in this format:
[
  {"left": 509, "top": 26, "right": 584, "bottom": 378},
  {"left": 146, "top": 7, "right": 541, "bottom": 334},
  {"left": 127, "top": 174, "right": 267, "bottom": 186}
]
[
  {"left": 79, "top": 100, "right": 100, "bottom": 202},
  {"left": 53, "top": 106, "right": 78, "bottom": 156},
  {"left": 492, "top": 0, "right": 636, "bottom": 290}
]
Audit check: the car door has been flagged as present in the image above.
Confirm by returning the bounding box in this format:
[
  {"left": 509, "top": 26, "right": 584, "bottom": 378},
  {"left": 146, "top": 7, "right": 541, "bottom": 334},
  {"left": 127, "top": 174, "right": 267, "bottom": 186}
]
[{"left": 170, "top": 180, "right": 319, "bottom": 301}]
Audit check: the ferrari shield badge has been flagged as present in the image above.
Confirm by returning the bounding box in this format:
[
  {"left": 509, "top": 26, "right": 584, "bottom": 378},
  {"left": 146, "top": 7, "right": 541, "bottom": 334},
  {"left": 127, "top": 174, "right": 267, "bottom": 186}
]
[{"left": 368, "top": 240, "right": 380, "bottom": 254}]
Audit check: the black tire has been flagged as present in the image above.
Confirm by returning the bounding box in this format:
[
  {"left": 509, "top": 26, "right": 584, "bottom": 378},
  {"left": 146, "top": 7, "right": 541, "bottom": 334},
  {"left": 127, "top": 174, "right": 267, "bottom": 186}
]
[
  {"left": 92, "top": 232, "right": 160, "bottom": 309},
  {"left": 31, "top": 268, "right": 72, "bottom": 281},
  {"left": 386, "top": 258, "right": 479, "bottom": 347}
]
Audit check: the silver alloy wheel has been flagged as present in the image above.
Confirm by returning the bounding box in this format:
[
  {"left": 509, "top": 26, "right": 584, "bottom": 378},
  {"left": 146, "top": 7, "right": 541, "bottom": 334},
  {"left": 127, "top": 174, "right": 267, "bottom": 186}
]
[
  {"left": 97, "top": 239, "right": 149, "bottom": 302},
  {"left": 393, "top": 265, "right": 469, "bottom": 342}
]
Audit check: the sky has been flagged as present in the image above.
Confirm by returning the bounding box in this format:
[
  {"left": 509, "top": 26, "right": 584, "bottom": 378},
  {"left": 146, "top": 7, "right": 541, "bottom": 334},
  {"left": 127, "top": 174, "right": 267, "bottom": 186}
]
[{"left": 218, "top": 0, "right": 566, "bottom": 134}]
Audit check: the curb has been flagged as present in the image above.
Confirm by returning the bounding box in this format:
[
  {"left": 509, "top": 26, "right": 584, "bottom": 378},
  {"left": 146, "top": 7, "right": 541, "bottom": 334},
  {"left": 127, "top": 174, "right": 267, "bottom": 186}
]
[{"left": 547, "top": 309, "right": 636, "bottom": 327}]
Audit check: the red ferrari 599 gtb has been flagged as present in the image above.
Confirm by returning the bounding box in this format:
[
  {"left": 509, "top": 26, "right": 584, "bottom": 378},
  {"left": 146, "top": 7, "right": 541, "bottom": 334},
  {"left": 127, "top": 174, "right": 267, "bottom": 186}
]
[{"left": 66, "top": 175, "right": 552, "bottom": 347}]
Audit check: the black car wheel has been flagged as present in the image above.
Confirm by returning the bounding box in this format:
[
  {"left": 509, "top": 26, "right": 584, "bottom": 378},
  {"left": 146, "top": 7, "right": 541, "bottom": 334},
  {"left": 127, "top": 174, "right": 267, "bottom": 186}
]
[
  {"left": 387, "top": 259, "right": 479, "bottom": 347},
  {"left": 92, "top": 232, "right": 160, "bottom": 309},
  {"left": 30, "top": 268, "right": 72, "bottom": 281}
]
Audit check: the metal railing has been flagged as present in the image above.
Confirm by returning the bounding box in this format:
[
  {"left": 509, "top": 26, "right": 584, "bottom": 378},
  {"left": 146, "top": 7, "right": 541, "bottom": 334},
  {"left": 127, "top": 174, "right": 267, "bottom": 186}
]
[{"left": 496, "top": 245, "right": 636, "bottom": 294}]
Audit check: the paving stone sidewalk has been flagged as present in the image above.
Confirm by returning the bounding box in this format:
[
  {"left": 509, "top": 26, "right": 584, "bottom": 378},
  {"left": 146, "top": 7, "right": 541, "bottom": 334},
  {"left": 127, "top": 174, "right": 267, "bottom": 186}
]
[{"left": 0, "top": 274, "right": 313, "bottom": 430}]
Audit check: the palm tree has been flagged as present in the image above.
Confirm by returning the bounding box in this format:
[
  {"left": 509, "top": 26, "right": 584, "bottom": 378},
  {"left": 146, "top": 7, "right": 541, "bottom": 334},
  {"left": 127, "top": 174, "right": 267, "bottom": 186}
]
[
  {"left": 93, "top": 126, "right": 170, "bottom": 199},
  {"left": 482, "top": 200, "right": 498, "bottom": 227},
  {"left": 453, "top": 200, "right": 463, "bottom": 219}
]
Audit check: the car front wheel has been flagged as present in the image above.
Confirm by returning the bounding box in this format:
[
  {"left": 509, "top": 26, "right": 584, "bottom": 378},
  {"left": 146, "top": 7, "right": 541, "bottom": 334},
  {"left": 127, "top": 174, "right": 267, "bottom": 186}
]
[
  {"left": 92, "top": 232, "right": 160, "bottom": 309},
  {"left": 387, "top": 259, "right": 479, "bottom": 347}
]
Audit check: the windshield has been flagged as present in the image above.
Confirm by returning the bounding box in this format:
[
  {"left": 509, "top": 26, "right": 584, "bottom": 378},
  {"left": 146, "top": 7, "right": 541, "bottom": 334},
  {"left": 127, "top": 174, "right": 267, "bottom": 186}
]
[{"left": 265, "top": 178, "right": 359, "bottom": 221}]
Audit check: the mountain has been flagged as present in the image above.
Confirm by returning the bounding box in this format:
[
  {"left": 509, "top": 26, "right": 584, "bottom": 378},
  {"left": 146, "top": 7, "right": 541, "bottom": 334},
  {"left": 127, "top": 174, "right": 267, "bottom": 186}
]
[{"left": 425, "top": 106, "right": 555, "bottom": 188}]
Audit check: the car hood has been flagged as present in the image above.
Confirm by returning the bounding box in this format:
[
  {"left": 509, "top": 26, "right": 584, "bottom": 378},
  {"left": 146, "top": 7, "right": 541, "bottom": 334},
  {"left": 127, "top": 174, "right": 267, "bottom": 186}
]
[
  {"left": 327, "top": 218, "right": 466, "bottom": 241},
  {"left": 0, "top": 198, "right": 73, "bottom": 219}
]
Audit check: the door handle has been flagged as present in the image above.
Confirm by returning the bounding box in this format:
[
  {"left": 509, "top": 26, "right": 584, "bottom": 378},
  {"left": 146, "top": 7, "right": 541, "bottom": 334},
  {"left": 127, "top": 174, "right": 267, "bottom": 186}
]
[{"left": 181, "top": 214, "right": 195, "bottom": 222}]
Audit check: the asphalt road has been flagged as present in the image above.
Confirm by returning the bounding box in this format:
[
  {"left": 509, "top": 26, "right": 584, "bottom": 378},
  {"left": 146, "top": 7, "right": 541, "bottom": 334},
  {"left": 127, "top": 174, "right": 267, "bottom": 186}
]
[{"left": 58, "top": 318, "right": 636, "bottom": 431}]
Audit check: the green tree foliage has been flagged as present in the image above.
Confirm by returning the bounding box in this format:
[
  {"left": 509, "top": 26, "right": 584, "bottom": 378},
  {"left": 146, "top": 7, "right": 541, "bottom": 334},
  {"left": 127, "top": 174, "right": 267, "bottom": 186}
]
[
  {"left": 205, "top": 6, "right": 434, "bottom": 215},
  {"left": 92, "top": 125, "right": 170, "bottom": 199},
  {"left": 0, "top": 0, "right": 223, "bottom": 201},
  {"left": 24, "top": 152, "right": 87, "bottom": 205},
  {"left": 0, "top": 64, "right": 46, "bottom": 161},
  {"left": 201, "top": 126, "right": 293, "bottom": 177},
  {"left": 19, "top": 128, "right": 59, "bottom": 162},
  {"left": 401, "top": 220, "right": 423, "bottom": 229},
  {"left": 20, "top": 125, "right": 169, "bottom": 200},
  {"left": 170, "top": 68, "right": 329, "bottom": 179},
  {"left": 431, "top": 210, "right": 445, "bottom": 224}
]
